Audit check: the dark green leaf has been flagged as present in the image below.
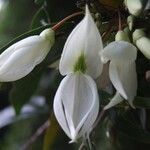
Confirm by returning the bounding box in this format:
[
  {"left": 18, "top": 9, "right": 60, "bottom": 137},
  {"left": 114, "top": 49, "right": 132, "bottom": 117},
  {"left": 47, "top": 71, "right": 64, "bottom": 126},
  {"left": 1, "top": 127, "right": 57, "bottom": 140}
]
[
  {"left": 9, "top": 66, "right": 44, "bottom": 114},
  {"left": 134, "top": 97, "right": 150, "bottom": 109},
  {"left": 108, "top": 109, "right": 150, "bottom": 144}
]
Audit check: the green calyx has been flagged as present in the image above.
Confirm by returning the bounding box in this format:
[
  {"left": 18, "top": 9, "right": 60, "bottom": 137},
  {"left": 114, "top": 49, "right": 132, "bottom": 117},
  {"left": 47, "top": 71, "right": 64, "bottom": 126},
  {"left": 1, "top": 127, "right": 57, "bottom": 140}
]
[{"left": 74, "top": 53, "right": 87, "bottom": 73}]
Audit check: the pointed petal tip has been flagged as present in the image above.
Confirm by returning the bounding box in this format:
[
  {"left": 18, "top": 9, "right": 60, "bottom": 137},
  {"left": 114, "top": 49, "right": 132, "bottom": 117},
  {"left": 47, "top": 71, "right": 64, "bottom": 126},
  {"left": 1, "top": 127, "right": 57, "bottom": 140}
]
[
  {"left": 69, "top": 138, "right": 78, "bottom": 144},
  {"left": 103, "top": 105, "right": 111, "bottom": 110},
  {"left": 85, "top": 4, "right": 90, "bottom": 14},
  {"left": 104, "top": 93, "right": 124, "bottom": 110}
]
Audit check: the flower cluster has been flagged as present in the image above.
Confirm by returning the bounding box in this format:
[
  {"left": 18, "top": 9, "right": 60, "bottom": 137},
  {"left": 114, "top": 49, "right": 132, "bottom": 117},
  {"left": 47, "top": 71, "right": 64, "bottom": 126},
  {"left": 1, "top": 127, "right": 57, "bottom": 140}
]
[
  {"left": 54, "top": 5, "right": 138, "bottom": 142},
  {"left": 0, "top": 4, "right": 139, "bottom": 144}
]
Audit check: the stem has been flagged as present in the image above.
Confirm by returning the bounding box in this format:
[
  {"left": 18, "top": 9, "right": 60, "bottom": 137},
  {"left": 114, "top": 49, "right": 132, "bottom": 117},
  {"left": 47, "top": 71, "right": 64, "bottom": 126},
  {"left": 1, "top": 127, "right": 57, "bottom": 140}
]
[
  {"left": 87, "top": 136, "right": 93, "bottom": 150},
  {"left": 22, "top": 120, "right": 50, "bottom": 150},
  {"left": 92, "top": 109, "right": 106, "bottom": 130},
  {"left": 118, "top": 9, "right": 122, "bottom": 31},
  {"left": 79, "top": 142, "right": 86, "bottom": 150},
  {"left": 52, "top": 11, "right": 83, "bottom": 31}
]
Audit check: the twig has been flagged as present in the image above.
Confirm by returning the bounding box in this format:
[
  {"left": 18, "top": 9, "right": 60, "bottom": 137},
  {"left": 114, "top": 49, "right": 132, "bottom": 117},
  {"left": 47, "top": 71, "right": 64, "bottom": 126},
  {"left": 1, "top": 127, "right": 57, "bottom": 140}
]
[
  {"left": 92, "top": 109, "right": 106, "bottom": 130},
  {"left": 118, "top": 9, "right": 122, "bottom": 30},
  {"left": 52, "top": 11, "right": 83, "bottom": 31},
  {"left": 102, "top": 26, "right": 113, "bottom": 40},
  {"left": 22, "top": 120, "right": 50, "bottom": 150}
]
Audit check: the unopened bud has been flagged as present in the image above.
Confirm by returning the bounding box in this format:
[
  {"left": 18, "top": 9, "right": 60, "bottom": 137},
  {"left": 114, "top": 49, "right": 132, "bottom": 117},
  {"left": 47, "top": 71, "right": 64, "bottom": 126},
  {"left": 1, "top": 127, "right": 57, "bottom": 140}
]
[
  {"left": 133, "top": 29, "right": 150, "bottom": 59},
  {"left": 127, "top": 15, "right": 135, "bottom": 30},
  {"left": 126, "top": 0, "right": 143, "bottom": 16},
  {"left": 115, "top": 30, "right": 130, "bottom": 42},
  {"left": 133, "top": 29, "right": 145, "bottom": 43}
]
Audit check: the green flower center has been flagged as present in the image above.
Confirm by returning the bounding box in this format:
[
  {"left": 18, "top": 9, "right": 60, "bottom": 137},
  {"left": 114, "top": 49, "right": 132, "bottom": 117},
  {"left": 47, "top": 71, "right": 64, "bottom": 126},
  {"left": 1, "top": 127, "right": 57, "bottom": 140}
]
[{"left": 74, "top": 53, "right": 87, "bottom": 73}]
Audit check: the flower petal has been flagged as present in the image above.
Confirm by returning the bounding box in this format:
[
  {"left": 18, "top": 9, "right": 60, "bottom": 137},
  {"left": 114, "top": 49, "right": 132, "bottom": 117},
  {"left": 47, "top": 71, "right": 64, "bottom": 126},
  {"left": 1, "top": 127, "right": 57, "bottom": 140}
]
[
  {"left": 104, "top": 92, "right": 124, "bottom": 110},
  {"left": 74, "top": 74, "right": 99, "bottom": 138},
  {"left": 0, "top": 36, "right": 40, "bottom": 66},
  {"left": 59, "top": 5, "right": 103, "bottom": 78},
  {"left": 0, "top": 36, "right": 52, "bottom": 81},
  {"left": 0, "top": 28, "right": 55, "bottom": 82},
  {"left": 53, "top": 75, "right": 71, "bottom": 139},
  {"left": 53, "top": 73, "right": 99, "bottom": 141},
  {"left": 101, "top": 41, "right": 137, "bottom": 63},
  {"left": 109, "top": 60, "right": 137, "bottom": 104}
]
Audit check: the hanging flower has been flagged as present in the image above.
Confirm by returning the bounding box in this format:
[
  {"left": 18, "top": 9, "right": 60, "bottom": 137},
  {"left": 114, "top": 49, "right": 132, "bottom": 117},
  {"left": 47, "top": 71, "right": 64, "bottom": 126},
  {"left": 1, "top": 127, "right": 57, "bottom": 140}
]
[
  {"left": 59, "top": 5, "right": 103, "bottom": 79},
  {"left": 53, "top": 73, "right": 99, "bottom": 143},
  {"left": 101, "top": 41, "right": 137, "bottom": 109},
  {"left": 54, "top": 5, "right": 102, "bottom": 142},
  {"left": 0, "top": 28, "right": 55, "bottom": 81}
]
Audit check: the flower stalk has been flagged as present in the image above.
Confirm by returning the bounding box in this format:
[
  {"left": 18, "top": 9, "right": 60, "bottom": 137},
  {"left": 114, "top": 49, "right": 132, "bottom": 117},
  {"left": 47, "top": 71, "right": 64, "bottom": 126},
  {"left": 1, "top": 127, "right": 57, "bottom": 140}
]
[{"left": 52, "top": 12, "right": 83, "bottom": 31}]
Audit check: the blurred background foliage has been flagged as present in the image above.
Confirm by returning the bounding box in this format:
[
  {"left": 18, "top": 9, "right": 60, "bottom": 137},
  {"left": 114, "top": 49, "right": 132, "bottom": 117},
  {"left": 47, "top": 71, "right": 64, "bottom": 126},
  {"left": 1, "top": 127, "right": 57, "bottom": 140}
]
[{"left": 0, "top": 0, "right": 149, "bottom": 150}]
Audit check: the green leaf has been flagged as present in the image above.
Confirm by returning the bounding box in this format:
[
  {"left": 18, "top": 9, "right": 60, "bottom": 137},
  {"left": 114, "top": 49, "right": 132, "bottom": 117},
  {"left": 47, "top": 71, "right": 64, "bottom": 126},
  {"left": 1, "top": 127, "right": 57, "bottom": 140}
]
[
  {"left": 9, "top": 66, "right": 44, "bottom": 114},
  {"left": 108, "top": 109, "right": 150, "bottom": 144},
  {"left": 134, "top": 97, "right": 150, "bottom": 109}
]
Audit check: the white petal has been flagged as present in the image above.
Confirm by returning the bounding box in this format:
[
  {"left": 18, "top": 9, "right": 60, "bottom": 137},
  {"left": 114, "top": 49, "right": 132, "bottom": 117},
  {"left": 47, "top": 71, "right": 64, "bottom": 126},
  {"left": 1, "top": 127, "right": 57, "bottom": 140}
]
[
  {"left": 53, "top": 73, "right": 99, "bottom": 141},
  {"left": 59, "top": 5, "right": 103, "bottom": 79},
  {"left": 104, "top": 92, "right": 124, "bottom": 110},
  {"left": 109, "top": 60, "right": 137, "bottom": 103},
  {"left": 101, "top": 41, "right": 137, "bottom": 63},
  {"left": 0, "top": 36, "right": 52, "bottom": 81},
  {"left": 53, "top": 75, "right": 71, "bottom": 139},
  {"left": 74, "top": 73, "right": 99, "bottom": 139},
  {"left": 0, "top": 36, "right": 41, "bottom": 65}
]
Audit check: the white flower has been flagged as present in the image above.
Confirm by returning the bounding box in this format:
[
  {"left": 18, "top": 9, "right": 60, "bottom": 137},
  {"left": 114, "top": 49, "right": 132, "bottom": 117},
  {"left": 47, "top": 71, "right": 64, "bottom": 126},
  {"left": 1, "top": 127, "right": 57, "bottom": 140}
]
[
  {"left": 101, "top": 41, "right": 137, "bottom": 109},
  {"left": 53, "top": 73, "right": 99, "bottom": 142},
  {"left": 59, "top": 5, "right": 103, "bottom": 79},
  {"left": 0, "top": 28, "right": 55, "bottom": 81}
]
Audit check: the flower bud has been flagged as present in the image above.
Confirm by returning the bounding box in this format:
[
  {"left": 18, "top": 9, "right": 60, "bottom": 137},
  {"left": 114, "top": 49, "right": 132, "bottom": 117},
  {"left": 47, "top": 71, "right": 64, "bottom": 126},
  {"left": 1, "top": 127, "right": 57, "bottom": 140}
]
[
  {"left": 125, "top": 0, "right": 143, "bottom": 16},
  {"left": 133, "top": 29, "right": 145, "bottom": 43},
  {"left": 133, "top": 29, "right": 150, "bottom": 59},
  {"left": 0, "top": 28, "right": 55, "bottom": 81},
  {"left": 127, "top": 15, "right": 135, "bottom": 31},
  {"left": 115, "top": 30, "right": 130, "bottom": 42}
]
